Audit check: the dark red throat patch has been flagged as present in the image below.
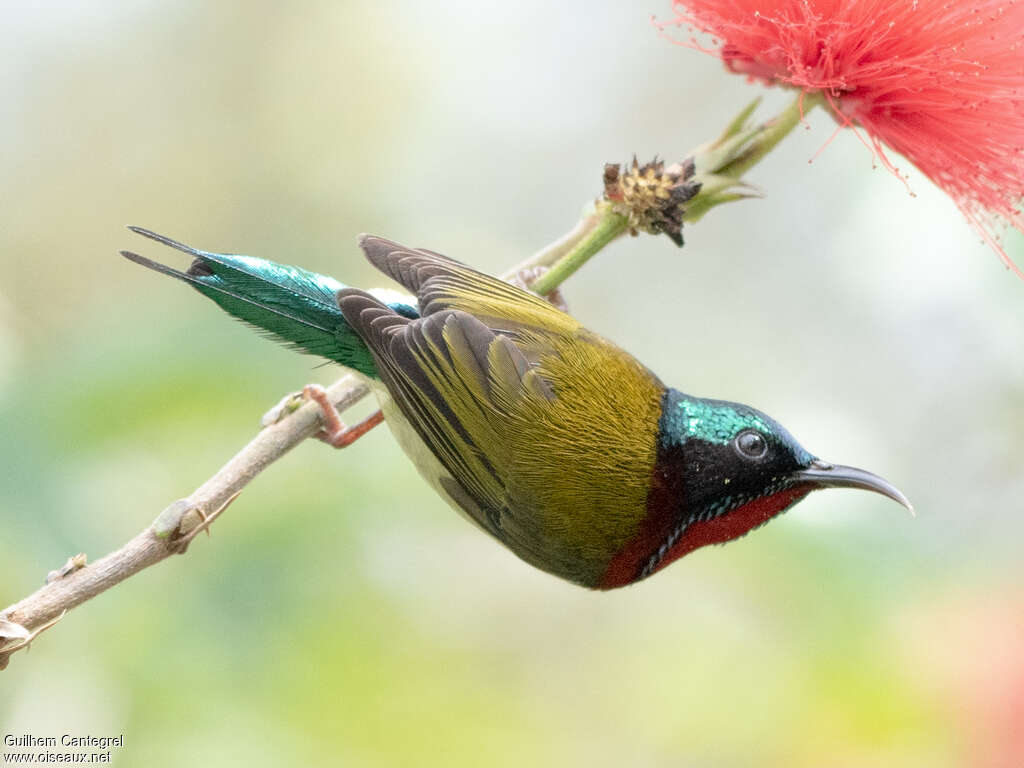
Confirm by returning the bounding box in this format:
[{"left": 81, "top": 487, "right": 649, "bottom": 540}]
[{"left": 598, "top": 486, "right": 811, "bottom": 589}]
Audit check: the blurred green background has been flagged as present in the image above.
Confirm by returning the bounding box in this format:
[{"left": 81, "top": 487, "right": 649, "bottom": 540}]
[{"left": 2, "top": 2, "right": 1022, "bottom": 766}]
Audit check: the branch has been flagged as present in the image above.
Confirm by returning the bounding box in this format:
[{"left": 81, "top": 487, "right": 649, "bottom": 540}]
[
  {"left": 1, "top": 95, "right": 820, "bottom": 670},
  {"left": 0, "top": 375, "right": 369, "bottom": 670}
]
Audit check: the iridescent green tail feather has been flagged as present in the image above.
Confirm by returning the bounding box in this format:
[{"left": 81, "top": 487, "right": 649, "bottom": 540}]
[{"left": 121, "top": 228, "right": 417, "bottom": 378}]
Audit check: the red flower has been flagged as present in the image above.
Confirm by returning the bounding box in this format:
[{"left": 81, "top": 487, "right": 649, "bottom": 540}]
[{"left": 665, "top": 0, "right": 1024, "bottom": 274}]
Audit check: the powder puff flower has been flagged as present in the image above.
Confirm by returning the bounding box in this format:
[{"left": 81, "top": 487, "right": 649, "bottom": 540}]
[{"left": 665, "top": 0, "right": 1024, "bottom": 273}]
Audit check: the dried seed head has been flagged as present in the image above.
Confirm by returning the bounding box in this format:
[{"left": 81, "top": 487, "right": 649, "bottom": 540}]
[{"left": 603, "top": 156, "right": 701, "bottom": 246}]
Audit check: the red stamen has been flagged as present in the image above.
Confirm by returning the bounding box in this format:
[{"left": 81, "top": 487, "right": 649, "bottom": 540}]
[{"left": 664, "top": 0, "right": 1024, "bottom": 272}]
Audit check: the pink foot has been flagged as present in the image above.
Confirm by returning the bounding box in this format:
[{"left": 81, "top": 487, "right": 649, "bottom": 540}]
[{"left": 303, "top": 384, "right": 384, "bottom": 448}]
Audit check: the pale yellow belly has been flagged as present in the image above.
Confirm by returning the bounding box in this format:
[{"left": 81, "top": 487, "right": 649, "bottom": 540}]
[{"left": 370, "top": 380, "right": 489, "bottom": 533}]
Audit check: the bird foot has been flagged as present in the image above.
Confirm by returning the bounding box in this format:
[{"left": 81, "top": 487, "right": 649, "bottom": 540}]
[{"left": 302, "top": 384, "right": 384, "bottom": 448}]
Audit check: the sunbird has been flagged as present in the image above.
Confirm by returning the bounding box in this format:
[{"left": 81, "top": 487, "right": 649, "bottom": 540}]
[{"left": 123, "top": 228, "right": 911, "bottom": 589}]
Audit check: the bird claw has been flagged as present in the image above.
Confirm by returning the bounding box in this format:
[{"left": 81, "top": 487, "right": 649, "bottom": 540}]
[{"left": 302, "top": 384, "right": 384, "bottom": 448}]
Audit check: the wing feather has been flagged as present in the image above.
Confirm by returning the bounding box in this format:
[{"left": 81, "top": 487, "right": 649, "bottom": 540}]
[
  {"left": 356, "top": 234, "right": 578, "bottom": 338},
  {"left": 339, "top": 288, "right": 550, "bottom": 539},
  {"left": 345, "top": 236, "right": 666, "bottom": 586}
]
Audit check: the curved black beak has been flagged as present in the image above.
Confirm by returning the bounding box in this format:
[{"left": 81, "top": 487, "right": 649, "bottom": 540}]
[{"left": 795, "top": 459, "right": 914, "bottom": 516}]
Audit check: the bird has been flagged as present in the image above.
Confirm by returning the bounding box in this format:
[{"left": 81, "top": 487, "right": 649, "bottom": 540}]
[{"left": 122, "top": 227, "right": 911, "bottom": 589}]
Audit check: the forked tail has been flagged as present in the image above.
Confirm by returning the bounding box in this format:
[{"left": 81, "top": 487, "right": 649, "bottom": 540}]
[{"left": 121, "top": 227, "right": 417, "bottom": 378}]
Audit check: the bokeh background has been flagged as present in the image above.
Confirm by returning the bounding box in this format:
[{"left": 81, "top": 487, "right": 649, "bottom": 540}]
[{"left": 3, "top": 2, "right": 1022, "bottom": 766}]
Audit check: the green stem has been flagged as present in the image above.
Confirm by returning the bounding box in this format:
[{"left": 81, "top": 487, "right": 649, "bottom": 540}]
[
  {"left": 528, "top": 209, "right": 629, "bottom": 295},
  {"left": 500, "top": 209, "right": 602, "bottom": 280},
  {"left": 514, "top": 90, "right": 825, "bottom": 297},
  {"left": 718, "top": 90, "right": 824, "bottom": 179}
]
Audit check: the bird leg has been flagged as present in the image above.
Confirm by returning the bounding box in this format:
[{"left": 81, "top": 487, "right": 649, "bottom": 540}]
[{"left": 303, "top": 384, "right": 384, "bottom": 448}]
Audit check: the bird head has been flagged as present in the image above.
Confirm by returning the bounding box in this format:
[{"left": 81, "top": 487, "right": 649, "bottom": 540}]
[{"left": 601, "top": 389, "right": 911, "bottom": 587}]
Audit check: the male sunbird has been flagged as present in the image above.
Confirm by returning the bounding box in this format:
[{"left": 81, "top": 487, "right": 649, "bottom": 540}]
[{"left": 123, "top": 228, "right": 910, "bottom": 589}]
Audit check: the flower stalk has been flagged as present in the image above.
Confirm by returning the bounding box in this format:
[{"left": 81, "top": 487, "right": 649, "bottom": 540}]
[
  {"left": 528, "top": 208, "right": 630, "bottom": 296},
  {"left": 520, "top": 90, "right": 822, "bottom": 294}
]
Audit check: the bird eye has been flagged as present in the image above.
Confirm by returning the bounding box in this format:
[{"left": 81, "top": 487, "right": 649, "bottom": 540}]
[{"left": 734, "top": 430, "right": 768, "bottom": 460}]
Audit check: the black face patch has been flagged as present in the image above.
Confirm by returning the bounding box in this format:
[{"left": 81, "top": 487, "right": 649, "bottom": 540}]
[
  {"left": 676, "top": 436, "right": 803, "bottom": 517},
  {"left": 655, "top": 389, "right": 814, "bottom": 524}
]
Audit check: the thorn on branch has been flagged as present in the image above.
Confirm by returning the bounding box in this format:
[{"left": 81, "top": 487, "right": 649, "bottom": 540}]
[
  {"left": 172, "top": 492, "right": 242, "bottom": 553},
  {"left": 152, "top": 492, "right": 242, "bottom": 553},
  {"left": 0, "top": 611, "right": 67, "bottom": 669}
]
